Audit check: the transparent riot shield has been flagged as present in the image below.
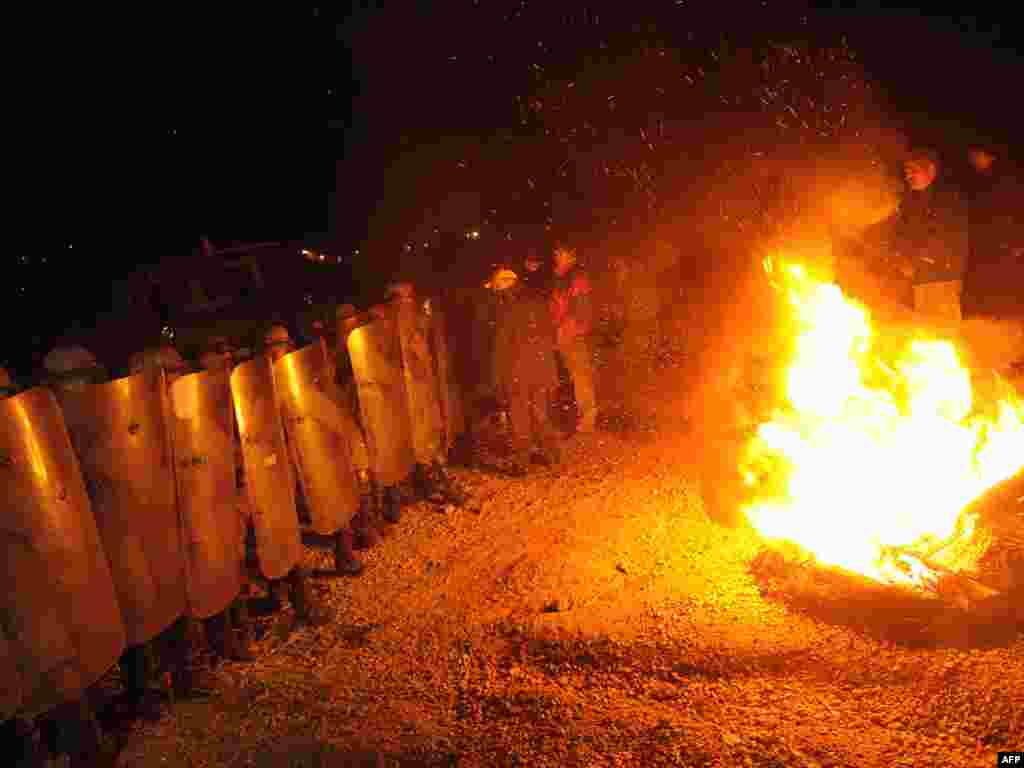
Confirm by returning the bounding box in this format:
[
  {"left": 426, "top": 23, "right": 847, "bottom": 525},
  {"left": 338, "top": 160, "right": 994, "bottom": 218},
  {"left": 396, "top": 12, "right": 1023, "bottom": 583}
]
[
  {"left": 229, "top": 358, "right": 303, "bottom": 580},
  {"left": 56, "top": 369, "right": 187, "bottom": 646},
  {"left": 346, "top": 318, "right": 415, "bottom": 487},
  {"left": 273, "top": 344, "right": 360, "bottom": 535},
  {"left": 0, "top": 387, "right": 125, "bottom": 719},
  {"left": 169, "top": 370, "right": 243, "bottom": 619},
  {"left": 395, "top": 301, "right": 445, "bottom": 465}
]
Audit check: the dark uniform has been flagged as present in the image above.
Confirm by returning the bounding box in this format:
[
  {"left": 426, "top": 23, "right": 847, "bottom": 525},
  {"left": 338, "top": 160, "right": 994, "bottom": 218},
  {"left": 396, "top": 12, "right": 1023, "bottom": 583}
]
[
  {"left": 965, "top": 158, "right": 1024, "bottom": 317},
  {"left": 890, "top": 174, "right": 969, "bottom": 323},
  {"left": 492, "top": 278, "right": 562, "bottom": 473}
]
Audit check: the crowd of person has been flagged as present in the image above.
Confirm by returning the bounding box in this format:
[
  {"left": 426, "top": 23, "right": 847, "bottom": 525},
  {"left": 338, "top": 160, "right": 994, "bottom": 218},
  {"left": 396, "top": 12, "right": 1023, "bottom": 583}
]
[{"left": 2, "top": 135, "right": 1022, "bottom": 765}]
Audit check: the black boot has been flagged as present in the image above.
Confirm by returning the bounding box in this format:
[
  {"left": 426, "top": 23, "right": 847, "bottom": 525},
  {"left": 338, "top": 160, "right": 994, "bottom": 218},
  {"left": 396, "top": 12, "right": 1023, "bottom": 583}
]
[
  {"left": 333, "top": 530, "right": 365, "bottom": 577},
  {"left": 432, "top": 462, "right": 466, "bottom": 506},
  {"left": 352, "top": 475, "right": 380, "bottom": 550},
  {"left": 381, "top": 485, "right": 401, "bottom": 524},
  {"left": 118, "top": 644, "right": 163, "bottom": 721},
  {"left": 289, "top": 567, "right": 330, "bottom": 626},
  {"left": 2, "top": 717, "right": 47, "bottom": 768},
  {"left": 169, "top": 617, "right": 217, "bottom": 699},
  {"left": 46, "top": 699, "right": 107, "bottom": 768},
  {"left": 228, "top": 597, "right": 254, "bottom": 661},
  {"left": 412, "top": 463, "right": 432, "bottom": 501}
]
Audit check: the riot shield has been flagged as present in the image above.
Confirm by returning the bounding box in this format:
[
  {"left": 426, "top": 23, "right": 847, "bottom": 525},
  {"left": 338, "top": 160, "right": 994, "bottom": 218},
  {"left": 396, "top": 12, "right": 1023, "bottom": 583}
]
[
  {"left": 0, "top": 388, "right": 125, "bottom": 720},
  {"left": 346, "top": 318, "right": 415, "bottom": 487},
  {"left": 430, "top": 302, "right": 466, "bottom": 453},
  {"left": 229, "top": 358, "right": 303, "bottom": 580},
  {"left": 56, "top": 370, "right": 187, "bottom": 646},
  {"left": 169, "top": 370, "right": 243, "bottom": 619},
  {"left": 396, "top": 301, "right": 445, "bottom": 465},
  {"left": 273, "top": 344, "right": 360, "bottom": 535}
]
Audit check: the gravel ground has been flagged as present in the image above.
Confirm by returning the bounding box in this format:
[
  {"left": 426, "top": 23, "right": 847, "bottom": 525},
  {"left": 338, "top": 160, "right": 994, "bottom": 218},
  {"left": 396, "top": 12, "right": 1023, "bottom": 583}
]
[{"left": 104, "top": 374, "right": 1024, "bottom": 768}]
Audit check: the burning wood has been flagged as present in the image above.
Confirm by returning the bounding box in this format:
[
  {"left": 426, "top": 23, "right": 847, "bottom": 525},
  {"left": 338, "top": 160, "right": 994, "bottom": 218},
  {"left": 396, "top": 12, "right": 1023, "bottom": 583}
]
[{"left": 739, "top": 258, "right": 1024, "bottom": 591}]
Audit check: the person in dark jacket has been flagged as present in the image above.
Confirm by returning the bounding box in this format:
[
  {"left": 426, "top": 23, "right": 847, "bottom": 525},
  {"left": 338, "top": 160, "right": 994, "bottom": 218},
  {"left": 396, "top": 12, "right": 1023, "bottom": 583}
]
[
  {"left": 487, "top": 267, "right": 562, "bottom": 476},
  {"left": 889, "top": 147, "right": 969, "bottom": 325},
  {"left": 964, "top": 142, "right": 1024, "bottom": 316}
]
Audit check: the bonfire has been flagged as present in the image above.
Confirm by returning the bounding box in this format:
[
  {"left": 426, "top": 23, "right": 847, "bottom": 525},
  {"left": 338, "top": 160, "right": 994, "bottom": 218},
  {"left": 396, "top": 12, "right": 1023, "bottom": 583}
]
[{"left": 741, "top": 258, "right": 1024, "bottom": 600}]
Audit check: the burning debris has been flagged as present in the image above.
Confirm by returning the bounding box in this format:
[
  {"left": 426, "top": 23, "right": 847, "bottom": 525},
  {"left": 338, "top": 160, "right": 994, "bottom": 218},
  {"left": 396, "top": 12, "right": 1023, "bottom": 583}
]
[{"left": 739, "top": 258, "right": 1024, "bottom": 635}]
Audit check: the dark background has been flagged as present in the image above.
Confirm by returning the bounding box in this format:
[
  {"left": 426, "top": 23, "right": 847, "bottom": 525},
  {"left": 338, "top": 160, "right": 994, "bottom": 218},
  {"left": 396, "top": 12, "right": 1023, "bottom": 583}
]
[{"left": 7, "top": 2, "right": 1020, "bottom": 375}]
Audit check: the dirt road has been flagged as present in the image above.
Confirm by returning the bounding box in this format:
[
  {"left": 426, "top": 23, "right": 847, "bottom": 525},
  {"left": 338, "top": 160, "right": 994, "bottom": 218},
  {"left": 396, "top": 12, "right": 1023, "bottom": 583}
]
[{"left": 112, "top": 391, "right": 1023, "bottom": 768}]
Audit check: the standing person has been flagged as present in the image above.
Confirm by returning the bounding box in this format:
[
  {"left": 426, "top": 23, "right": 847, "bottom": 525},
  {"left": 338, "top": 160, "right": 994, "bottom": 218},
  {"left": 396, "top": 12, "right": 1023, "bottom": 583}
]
[
  {"left": 387, "top": 282, "right": 465, "bottom": 505},
  {"left": 550, "top": 244, "right": 598, "bottom": 432},
  {"left": 335, "top": 304, "right": 382, "bottom": 549},
  {"left": 263, "top": 322, "right": 365, "bottom": 578},
  {"left": 890, "top": 147, "right": 969, "bottom": 325},
  {"left": 964, "top": 142, "right": 1024, "bottom": 316},
  {"left": 487, "top": 267, "right": 562, "bottom": 475},
  {"left": 520, "top": 248, "right": 550, "bottom": 292}
]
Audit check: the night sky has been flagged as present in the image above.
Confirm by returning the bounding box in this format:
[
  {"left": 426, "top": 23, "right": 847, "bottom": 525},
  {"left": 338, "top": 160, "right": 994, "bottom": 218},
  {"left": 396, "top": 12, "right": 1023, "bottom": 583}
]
[{"left": 8, "top": 3, "right": 1021, "bottom": 372}]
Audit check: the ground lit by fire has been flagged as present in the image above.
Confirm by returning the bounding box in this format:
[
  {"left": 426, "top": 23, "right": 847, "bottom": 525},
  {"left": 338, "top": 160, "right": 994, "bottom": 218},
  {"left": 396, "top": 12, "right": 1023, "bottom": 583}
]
[{"left": 741, "top": 260, "right": 1024, "bottom": 585}]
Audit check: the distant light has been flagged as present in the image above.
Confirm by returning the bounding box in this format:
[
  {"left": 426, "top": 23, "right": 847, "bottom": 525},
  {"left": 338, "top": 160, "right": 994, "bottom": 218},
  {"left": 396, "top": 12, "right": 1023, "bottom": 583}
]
[
  {"left": 466, "top": 229, "right": 481, "bottom": 240},
  {"left": 67, "top": 243, "right": 73, "bottom": 249},
  {"left": 353, "top": 249, "right": 360, "bottom": 256},
  {"left": 301, "top": 249, "right": 314, "bottom": 257}
]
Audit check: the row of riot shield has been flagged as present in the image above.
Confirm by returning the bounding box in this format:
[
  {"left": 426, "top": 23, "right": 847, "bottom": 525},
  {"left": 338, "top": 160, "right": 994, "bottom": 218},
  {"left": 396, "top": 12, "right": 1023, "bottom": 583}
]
[
  {"left": 1, "top": 296, "right": 466, "bottom": 723},
  {"left": 1, "top": 387, "right": 125, "bottom": 722},
  {"left": 341, "top": 297, "right": 465, "bottom": 484}
]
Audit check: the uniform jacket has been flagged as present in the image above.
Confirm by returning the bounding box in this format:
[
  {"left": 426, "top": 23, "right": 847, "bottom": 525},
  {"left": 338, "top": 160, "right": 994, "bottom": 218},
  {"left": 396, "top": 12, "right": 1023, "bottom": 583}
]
[
  {"left": 967, "top": 166, "right": 1024, "bottom": 270},
  {"left": 492, "top": 284, "right": 559, "bottom": 397},
  {"left": 550, "top": 264, "right": 594, "bottom": 343},
  {"left": 889, "top": 180, "right": 969, "bottom": 285}
]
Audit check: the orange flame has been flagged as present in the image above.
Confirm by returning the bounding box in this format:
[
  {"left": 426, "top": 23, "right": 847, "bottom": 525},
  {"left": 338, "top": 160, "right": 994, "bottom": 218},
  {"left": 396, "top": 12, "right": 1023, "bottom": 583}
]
[{"left": 742, "top": 260, "right": 1024, "bottom": 585}]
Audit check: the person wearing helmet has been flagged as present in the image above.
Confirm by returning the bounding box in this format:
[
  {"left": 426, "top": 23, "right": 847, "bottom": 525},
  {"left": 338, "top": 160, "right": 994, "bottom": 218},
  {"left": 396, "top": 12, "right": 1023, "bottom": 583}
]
[
  {"left": 263, "top": 323, "right": 297, "bottom": 364},
  {"left": 127, "top": 342, "right": 250, "bottom": 700},
  {"left": 335, "top": 304, "right": 382, "bottom": 550},
  {"left": 129, "top": 343, "right": 190, "bottom": 383},
  {"left": 42, "top": 344, "right": 108, "bottom": 393},
  {"left": 487, "top": 266, "right": 562, "bottom": 476},
  {"left": 551, "top": 244, "right": 598, "bottom": 433},
  {"left": 0, "top": 365, "right": 19, "bottom": 398},
  {"left": 387, "top": 281, "right": 467, "bottom": 506},
  {"left": 262, "top": 321, "right": 364, "bottom": 578},
  {"left": 195, "top": 336, "right": 256, "bottom": 663},
  {"left": 198, "top": 335, "right": 235, "bottom": 373}
]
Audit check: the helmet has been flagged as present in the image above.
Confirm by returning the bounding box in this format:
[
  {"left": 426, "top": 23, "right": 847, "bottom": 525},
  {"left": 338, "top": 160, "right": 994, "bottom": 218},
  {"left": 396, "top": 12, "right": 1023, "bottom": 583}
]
[
  {"left": 368, "top": 304, "right": 390, "bottom": 321},
  {"left": 484, "top": 268, "right": 519, "bottom": 291},
  {"left": 0, "top": 366, "right": 15, "bottom": 396},
  {"left": 43, "top": 346, "right": 99, "bottom": 375},
  {"left": 130, "top": 345, "right": 188, "bottom": 378},
  {"left": 264, "top": 324, "right": 292, "bottom": 346},
  {"left": 387, "top": 282, "right": 416, "bottom": 301},
  {"left": 199, "top": 335, "right": 234, "bottom": 372}
]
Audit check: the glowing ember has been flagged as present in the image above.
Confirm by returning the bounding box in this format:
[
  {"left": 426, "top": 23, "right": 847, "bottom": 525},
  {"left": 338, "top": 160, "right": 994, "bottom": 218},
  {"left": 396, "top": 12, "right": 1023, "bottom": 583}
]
[{"left": 742, "top": 260, "right": 1024, "bottom": 586}]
